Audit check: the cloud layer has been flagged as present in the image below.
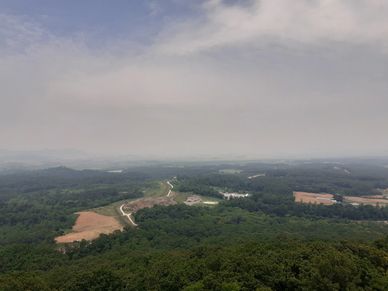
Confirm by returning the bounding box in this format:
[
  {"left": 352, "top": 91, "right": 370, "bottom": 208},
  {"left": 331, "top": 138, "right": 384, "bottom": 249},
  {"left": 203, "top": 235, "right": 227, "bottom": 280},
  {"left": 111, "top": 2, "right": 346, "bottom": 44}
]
[
  {"left": 1, "top": 1, "right": 388, "bottom": 158},
  {"left": 157, "top": 0, "right": 388, "bottom": 54}
]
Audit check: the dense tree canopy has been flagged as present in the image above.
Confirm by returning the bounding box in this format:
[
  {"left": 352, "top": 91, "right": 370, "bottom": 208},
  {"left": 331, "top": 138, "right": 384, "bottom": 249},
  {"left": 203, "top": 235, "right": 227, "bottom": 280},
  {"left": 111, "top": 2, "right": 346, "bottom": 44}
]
[{"left": 1, "top": 162, "right": 388, "bottom": 290}]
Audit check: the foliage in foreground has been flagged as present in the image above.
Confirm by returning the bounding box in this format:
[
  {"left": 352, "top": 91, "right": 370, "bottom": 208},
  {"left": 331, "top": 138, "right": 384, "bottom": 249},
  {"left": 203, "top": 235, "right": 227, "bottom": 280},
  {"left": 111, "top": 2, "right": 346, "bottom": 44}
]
[
  {"left": 1, "top": 205, "right": 388, "bottom": 290},
  {"left": 1, "top": 238, "right": 388, "bottom": 290}
]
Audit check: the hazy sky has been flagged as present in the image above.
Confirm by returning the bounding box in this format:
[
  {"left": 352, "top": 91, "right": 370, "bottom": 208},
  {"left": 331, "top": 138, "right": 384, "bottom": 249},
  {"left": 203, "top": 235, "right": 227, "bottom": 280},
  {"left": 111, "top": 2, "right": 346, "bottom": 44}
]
[{"left": 1, "top": 0, "right": 388, "bottom": 158}]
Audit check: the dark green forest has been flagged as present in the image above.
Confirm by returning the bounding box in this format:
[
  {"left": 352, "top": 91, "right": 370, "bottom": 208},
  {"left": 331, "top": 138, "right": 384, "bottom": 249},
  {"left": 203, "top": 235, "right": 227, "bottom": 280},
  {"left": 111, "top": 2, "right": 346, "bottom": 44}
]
[{"left": 1, "top": 161, "right": 388, "bottom": 290}]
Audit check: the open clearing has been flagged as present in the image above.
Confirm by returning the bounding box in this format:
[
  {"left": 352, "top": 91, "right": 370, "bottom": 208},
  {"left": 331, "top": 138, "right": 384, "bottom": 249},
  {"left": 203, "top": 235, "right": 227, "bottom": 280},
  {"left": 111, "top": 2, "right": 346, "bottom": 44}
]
[
  {"left": 122, "top": 196, "right": 176, "bottom": 213},
  {"left": 174, "top": 191, "right": 221, "bottom": 206},
  {"left": 57, "top": 180, "right": 219, "bottom": 243},
  {"left": 91, "top": 198, "right": 137, "bottom": 226},
  {"left": 295, "top": 191, "right": 388, "bottom": 207},
  {"left": 344, "top": 196, "right": 388, "bottom": 206},
  {"left": 55, "top": 211, "right": 123, "bottom": 243},
  {"left": 119, "top": 180, "right": 175, "bottom": 225},
  {"left": 184, "top": 195, "right": 219, "bottom": 206},
  {"left": 294, "top": 192, "right": 336, "bottom": 205},
  {"left": 144, "top": 181, "right": 170, "bottom": 197}
]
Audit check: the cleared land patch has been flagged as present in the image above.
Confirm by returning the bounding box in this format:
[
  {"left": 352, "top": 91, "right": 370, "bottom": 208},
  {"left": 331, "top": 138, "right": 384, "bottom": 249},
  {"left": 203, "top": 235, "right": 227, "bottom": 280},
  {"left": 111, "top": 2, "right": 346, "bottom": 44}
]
[
  {"left": 144, "top": 181, "right": 170, "bottom": 197},
  {"left": 184, "top": 195, "right": 219, "bottom": 206},
  {"left": 55, "top": 211, "right": 123, "bottom": 243},
  {"left": 173, "top": 191, "right": 221, "bottom": 206},
  {"left": 184, "top": 195, "right": 202, "bottom": 206},
  {"left": 91, "top": 199, "right": 133, "bottom": 226},
  {"left": 294, "top": 191, "right": 388, "bottom": 207},
  {"left": 122, "top": 197, "right": 176, "bottom": 213},
  {"left": 293, "top": 192, "right": 336, "bottom": 205},
  {"left": 344, "top": 196, "right": 388, "bottom": 207}
]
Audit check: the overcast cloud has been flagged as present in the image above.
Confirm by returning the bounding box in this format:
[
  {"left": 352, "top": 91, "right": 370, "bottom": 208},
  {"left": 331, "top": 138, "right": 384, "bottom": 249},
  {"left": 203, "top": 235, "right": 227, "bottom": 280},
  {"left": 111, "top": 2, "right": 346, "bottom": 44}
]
[{"left": 0, "top": 0, "right": 388, "bottom": 159}]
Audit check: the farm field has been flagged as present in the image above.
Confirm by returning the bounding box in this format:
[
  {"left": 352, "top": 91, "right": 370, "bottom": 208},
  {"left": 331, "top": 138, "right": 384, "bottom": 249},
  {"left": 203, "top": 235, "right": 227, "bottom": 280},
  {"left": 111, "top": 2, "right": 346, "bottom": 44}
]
[{"left": 55, "top": 211, "right": 123, "bottom": 243}]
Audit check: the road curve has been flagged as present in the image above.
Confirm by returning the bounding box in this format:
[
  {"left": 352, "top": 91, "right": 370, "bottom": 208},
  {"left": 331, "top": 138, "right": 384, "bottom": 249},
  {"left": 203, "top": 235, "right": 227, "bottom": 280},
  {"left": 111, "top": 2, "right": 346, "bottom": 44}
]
[
  {"left": 119, "top": 180, "right": 174, "bottom": 227},
  {"left": 167, "top": 180, "right": 174, "bottom": 197},
  {"left": 119, "top": 204, "right": 138, "bottom": 226}
]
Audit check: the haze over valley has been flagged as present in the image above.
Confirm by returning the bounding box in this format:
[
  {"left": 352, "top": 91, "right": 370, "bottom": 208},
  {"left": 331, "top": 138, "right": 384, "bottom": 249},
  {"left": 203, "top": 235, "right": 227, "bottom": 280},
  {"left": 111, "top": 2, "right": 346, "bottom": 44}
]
[{"left": 1, "top": 1, "right": 388, "bottom": 290}]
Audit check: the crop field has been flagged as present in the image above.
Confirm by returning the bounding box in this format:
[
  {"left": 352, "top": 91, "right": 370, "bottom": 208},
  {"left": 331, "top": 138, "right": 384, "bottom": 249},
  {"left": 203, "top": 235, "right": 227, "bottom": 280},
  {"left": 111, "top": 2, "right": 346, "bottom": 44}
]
[{"left": 55, "top": 211, "right": 123, "bottom": 243}]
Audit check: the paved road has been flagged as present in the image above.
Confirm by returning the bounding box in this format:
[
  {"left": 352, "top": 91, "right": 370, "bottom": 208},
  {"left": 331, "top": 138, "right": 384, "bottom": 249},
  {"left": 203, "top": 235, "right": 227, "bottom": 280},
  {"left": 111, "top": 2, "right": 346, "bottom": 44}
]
[{"left": 119, "top": 204, "right": 138, "bottom": 226}]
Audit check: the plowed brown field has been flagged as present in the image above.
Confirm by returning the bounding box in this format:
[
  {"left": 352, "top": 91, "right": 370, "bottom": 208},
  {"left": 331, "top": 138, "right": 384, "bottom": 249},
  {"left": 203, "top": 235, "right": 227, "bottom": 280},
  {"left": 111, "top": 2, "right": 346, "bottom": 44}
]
[{"left": 55, "top": 211, "right": 123, "bottom": 243}]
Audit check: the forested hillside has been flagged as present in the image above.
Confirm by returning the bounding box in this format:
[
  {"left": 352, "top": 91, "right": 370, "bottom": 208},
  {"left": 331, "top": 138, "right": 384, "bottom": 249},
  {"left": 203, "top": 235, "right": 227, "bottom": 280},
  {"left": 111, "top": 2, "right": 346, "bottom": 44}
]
[{"left": 1, "top": 161, "right": 388, "bottom": 290}]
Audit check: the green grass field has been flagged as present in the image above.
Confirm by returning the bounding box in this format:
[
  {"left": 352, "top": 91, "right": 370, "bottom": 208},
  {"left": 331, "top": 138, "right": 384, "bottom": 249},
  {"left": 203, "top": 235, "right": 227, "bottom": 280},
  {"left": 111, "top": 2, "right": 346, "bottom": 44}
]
[{"left": 143, "top": 181, "right": 170, "bottom": 197}]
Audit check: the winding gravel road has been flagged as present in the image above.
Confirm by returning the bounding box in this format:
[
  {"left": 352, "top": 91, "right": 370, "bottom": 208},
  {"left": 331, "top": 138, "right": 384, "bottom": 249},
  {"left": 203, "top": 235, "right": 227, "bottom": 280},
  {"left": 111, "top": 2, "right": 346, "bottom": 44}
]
[
  {"left": 166, "top": 180, "right": 174, "bottom": 197},
  {"left": 119, "top": 204, "right": 138, "bottom": 226},
  {"left": 119, "top": 180, "right": 174, "bottom": 227}
]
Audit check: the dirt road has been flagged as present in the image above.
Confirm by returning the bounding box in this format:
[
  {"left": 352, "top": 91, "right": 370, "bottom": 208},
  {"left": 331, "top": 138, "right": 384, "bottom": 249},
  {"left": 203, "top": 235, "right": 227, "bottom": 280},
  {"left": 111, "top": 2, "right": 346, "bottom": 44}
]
[
  {"left": 119, "top": 180, "right": 174, "bottom": 226},
  {"left": 119, "top": 204, "right": 138, "bottom": 226},
  {"left": 167, "top": 180, "right": 173, "bottom": 197}
]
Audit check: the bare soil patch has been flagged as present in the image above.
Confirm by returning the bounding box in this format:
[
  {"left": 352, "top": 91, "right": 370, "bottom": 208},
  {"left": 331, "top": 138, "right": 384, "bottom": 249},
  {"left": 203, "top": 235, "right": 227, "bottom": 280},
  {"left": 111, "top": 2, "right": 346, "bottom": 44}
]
[
  {"left": 123, "top": 197, "right": 176, "bottom": 213},
  {"left": 184, "top": 195, "right": 202, "bottom": 206},
  {"left": 55, "top": 211, "right": 123, "bottom": 243},
  {"left": 344, "top": 196, "right": 388, "bottom": 206},
  {"left": 294, "top": 191, "right": 388, "bottom": 207},
  {"left": 293, "top": 192, "right": 335, "bottom": 205}
]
